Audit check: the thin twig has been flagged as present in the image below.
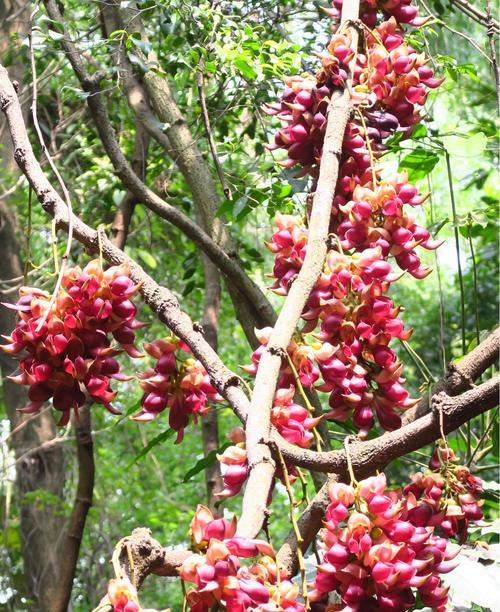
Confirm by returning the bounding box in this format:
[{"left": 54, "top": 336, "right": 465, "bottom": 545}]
[
  {"left": 197, "top": 61, "right": 232, "bottom": 200},
  {"left": 486, "top": 0, "right": 500, "bottom": 113}
]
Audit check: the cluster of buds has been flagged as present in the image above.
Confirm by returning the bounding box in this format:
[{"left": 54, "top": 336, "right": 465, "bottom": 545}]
[
  {"left": 404, "top": 447, "right": 484, "bottom": 540},
  {"left": 108, "top": 579, "right": 141, "bottom": 612},
  {"left": 311, "top": 473, "right": 462, "bottom": 611},
  {"left": 272, "top": 386, "right": 322, "bottom": 448},
  {"left": 107, "top": 578, "right": 167, "bottom": 612},
  {"left": 263, "top": 75, "right": 332, "bottom": 174},
  {"left": 134, "top": 337, "right": 222, "bottom": 443},
  {"left": 217, "top": 426, "right": 302, "bottom": 501},
  {"left": 1, "top": 260, "right": 142, "bottom": 426},
  {"left": 332, "top": 172, "right": 442, "bottom": 279},
  {"left": 359, "top": 18, "right": 445, "bottom": 130},
  {"left": 181, "top": 506, "right": 304, "bottom": 611}
]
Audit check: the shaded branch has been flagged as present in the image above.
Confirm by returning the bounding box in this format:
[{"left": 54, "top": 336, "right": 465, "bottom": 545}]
[
  {"left": 52, "top": 405, "right": 94, "bottom": 612},
  {"left": 92, "top": 528, "right": 190, "bottom": 611},
  {"left": 449, "top": 0, "right": 499, "bottom": 32},
  {"left": 402, "top": 326, "right": 499, "bottom": 424},
  {"left": 111, "top": 122, "right": 150, "bottom": 249},
  {"left": 275, "top": 376, "right": 499, "bottom": 474}
]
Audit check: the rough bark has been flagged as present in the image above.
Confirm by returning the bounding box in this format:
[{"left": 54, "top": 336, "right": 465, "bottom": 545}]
[
  {"left": 236, "top": 0, "right": 360, "bottom": 540},
  {"left": 51, "top": 405, "right": 95, "bottom": 612}
]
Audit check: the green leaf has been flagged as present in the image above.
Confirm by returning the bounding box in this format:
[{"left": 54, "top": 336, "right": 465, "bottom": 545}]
[
  {"left": 411, "top": 124, "right": 428, "bottom": 140},
  {"left": 399, "top": 147, "right": 440, "bottom": 180},
  {"left": 234, "top": 57, "right": 257, "bottom": 80},
  {"left": 182, "top": 442, "right": 232, "bottom": 483},
  {"left": 137, "top": 248, "right": 157, "bottom": 269},
  {"left": 128, "top": 429, "right": 175, "bottom": 467}
]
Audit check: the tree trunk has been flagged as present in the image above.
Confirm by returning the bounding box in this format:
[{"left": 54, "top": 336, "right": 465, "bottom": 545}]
[{"left": 0, "top": 4, "right": 66, "bottom": 609}]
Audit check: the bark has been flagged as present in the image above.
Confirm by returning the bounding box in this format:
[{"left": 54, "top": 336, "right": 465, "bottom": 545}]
[
  {"left": 0, "top": 6, "right": 66, "bottom": 609},
  {"left": 236, "top": 0, "right": 360, "bottom": 540},
  {"left": 51, "top": 406, "right": 94, "bottom": 612},
  {"left": 111, "top": 124, "right": 150, "bottom": 249},
  {"left": 200, "top": 259, "right": 224, "bottom": 514}
]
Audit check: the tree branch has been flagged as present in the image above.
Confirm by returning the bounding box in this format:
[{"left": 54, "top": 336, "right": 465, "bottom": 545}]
[
  {"left": 450, "top": 0, "right": 499, "bottom": 32},
  {"left": 110, "top": 122, "right": 150, "bottom": 249},
  {"left": 402, "top": 326, "right": 499, "bottom": 424},
  {"left": 236, "top": 0, "right": 360, "bottom": 540},
  {"left": 0, "top": 61, "right": 249, "bottom": 425},
  {"left": 90, "top": 375, "right": 500, "bottom": 590}
]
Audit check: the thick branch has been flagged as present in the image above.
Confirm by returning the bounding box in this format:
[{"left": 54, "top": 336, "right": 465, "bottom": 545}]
[
  {"left": 236, "top": 0, "right": 360, "bottom": 540},
  {"left": 110, "top": 122, "right": 149, "bottom": 249},
  {"left": 92, "top": 528, "right": 190, "bottom": 611},
  {"left": 402, "top": 326, "right": 499, "bottom": 424},
  {"left": 276, "top": 376, "right": 499, "bottom": 474}
]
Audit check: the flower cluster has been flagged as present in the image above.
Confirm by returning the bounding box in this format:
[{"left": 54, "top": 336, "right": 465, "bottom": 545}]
[
  {"left": 272, "top": 386, "right": 322, "bottom": 448},
  {"left": 331, "top": 172, "right": 442, "bottom": 280},
  {"left": 311, "top": 474, "right": 461, "bottom": 611},
  {"left": 260, "top": 0, "right": 443, "bottom": 437},
  {"left": 404, "top": 449, "right": 484, "bottom": 540},
  {"left": 1, "top": 260, "right": 142, "bottom": 425},
  {"left": 266, "top": 13, "right": 442, "bottom": 180},
  {"left": 134, "top": 337, "right": 222, "bottom": 443},
  {"left": 247, "top": 239, "right": 418, "bottom": 436},
  {"left": 181, "top": 506, "right": 304, "bottom": 612}
]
